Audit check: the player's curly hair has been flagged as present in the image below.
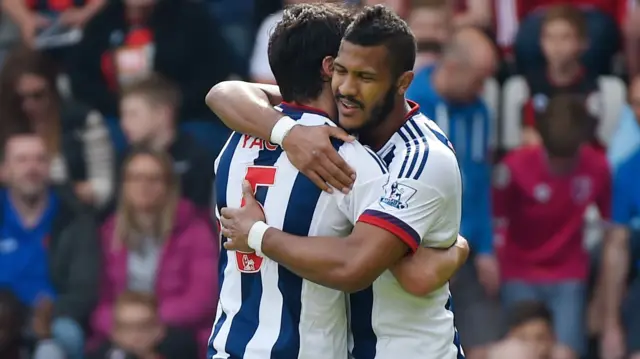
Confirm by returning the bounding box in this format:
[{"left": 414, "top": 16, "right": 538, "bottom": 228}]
[
  {"left": 268, "top": 3, "right": 354, "bottom": 103},
  {"left": 343, "top": 4, "right": 416, "bottom": 78}
]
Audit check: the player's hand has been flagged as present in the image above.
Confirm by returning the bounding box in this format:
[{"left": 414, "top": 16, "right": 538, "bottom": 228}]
[
  {"left": 600, "top": 324, "right": 625, "bottom": 359},
  {"left": 475, "top": 254, "right": 500, "bottom": 297},
  {"left": 220, "top": 181, "right": 266, "bottom": 252},
  {"left": 282, "top": 125, "right": 356, "bottom": 194}
]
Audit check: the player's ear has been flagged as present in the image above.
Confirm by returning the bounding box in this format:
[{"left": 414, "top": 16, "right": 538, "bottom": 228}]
[
  {"left": 396, "top": 71, "right": 414, "bottom": 96},
  {"left": 322, "top": 56, "right": 335, "bottom": 78}
]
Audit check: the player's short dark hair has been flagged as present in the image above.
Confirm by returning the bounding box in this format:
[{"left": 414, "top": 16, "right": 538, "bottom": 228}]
[
  {"left": 268, "top": 3, "right": 354, "bottom": 103},
  {"left": 542, "top": 4, "right": 587, "bottom": 39},
  {"left": 536, "top": 93, "right": 596, "bottom": 139},
  {"left": 120, "top": 73, "right": 182, "bottom": 111},
  {"left": 343, "top": 5, "right": 416, "bottom": 78},
  {"left": 506, "top": 300, "right": 553, "bottom": 331}
]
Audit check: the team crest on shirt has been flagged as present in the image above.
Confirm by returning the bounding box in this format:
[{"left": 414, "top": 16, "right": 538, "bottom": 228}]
[
  {"left": 571, "top": 176, "right": 593, "bottom": 203},
  {"left": 235, "top": 251, "right": 264, "bottom": 273},
  {"left": 379, "top": 181, "right": 416, "bottom": 210}
]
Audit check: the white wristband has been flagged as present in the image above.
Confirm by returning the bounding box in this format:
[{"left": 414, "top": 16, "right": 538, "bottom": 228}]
[
  {"left": 270, "top": 116, "right": 297, "bottom": 146},
  {"left": 248, "top": 221, "right": 270, "bottom": 257}
]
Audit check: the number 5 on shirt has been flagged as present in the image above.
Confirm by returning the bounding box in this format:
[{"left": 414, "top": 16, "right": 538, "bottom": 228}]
[{"left": 234, "top": 165, "right": 277, "bottom": 273}]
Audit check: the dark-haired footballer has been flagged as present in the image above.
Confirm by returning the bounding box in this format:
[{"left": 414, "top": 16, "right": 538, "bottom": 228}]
[{"left": 215, "top": 5, "right": 465, "bottom": 359}]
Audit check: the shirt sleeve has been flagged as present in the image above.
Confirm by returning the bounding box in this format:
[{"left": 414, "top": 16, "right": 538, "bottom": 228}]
[
  {"left": 612, "top": 159, "right": 636, "bottom": 225},
  {"left": 357, "top": 145, "right": 462, "bottom": 255},
  {"left": 336, "top": 143, "right": 390, "bottom": 223}
]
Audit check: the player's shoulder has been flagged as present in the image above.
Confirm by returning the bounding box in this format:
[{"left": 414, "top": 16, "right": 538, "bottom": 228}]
[
  {"left": 276, "top": 103, "right": 334, "bottom": 127},
  {"left": 339, "top": 140, "right": 388, "bottom": 177}
]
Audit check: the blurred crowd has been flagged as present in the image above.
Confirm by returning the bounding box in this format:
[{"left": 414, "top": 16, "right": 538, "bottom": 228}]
[{"left": 0, "top": 0, "right": 638, "bottom": 359}]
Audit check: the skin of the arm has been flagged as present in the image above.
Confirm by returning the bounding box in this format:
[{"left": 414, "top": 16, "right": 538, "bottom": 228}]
[
  {"left": 261, "top": 222, "right": 417, "bottom": 293},
  {"left": 601, "top": 225, "right": 630, "bottom": 329},
  {"left": 391, "top": 235, "right": 469, "bottom": 296},
  {"left": 205, "top": 81, "right": 283, "bottom": 140}
]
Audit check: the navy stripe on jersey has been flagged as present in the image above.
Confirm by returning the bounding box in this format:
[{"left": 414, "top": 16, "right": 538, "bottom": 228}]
[
  {"left": 208, "top": 132, "right": 242, "bottom": 358},
  {"left": 446, "top": 296, "right": 465, "bottom": 359},
  {"left": 364, "top": 146, "right": 388, "bottom": 174},
  {"left": 361, "top": 209, "right": 421, "bottom": 247},
  {"left": 405, "top": 120, "right": 430, "bottom": 180},
  {"left": 381, "top": 145, "right": 396, "bottom": 167},
  {"left": 397, "top": 120, "right": 430, "bottom": 180},
  {"left": 226, "top": 146, "right": 283, "bottom": 358},
  {"left": 271, "top": 137, "right": 344, "bottom": 358},
  {"left": 408, "top": 120, "right": 430, "bottom": 180},
  {"left": 350, "top": 287, "right": 376, "bottom": 359}
]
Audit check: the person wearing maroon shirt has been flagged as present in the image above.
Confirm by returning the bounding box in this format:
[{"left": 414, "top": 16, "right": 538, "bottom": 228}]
[
  {"left": 493, "top": 94, "right": 611, "bottom": 359},
  {"left": 521, "top": 5, "right": 602, "bottom": 149},
  {"left": 514, "top": 0, "right": 624, "bottom": 75}
]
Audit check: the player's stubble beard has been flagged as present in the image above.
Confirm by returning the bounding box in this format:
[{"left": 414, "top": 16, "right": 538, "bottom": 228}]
[{"left": 348, "top": 84, "right": 397, "bottom": 137}]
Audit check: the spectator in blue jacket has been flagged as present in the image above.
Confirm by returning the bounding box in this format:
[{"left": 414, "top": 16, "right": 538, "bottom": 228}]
[
  {"left": 406, "top": 27, "right": 498, "bottom": 359},
  {"left": 0, "top": 131, "right": 100, "bottom": 359}
]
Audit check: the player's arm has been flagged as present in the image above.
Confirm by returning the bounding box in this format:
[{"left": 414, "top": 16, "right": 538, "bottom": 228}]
[
  {"left": 390, "top": 235, "right": 469, "bottom": 296},
  {"left": 205, "top": 81, "right": 355, "bottom": 192},
  {"left": 205, "top": 81, "right": 282, "bottom": 140},
  {"left": 222, "top": 177, "right": 450, "bottom": 292},
  {"left": 601, "top": 163, "right": 633, "bottom": 337}
]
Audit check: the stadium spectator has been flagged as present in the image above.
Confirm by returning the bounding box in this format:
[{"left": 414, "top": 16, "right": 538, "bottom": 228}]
[
  {"left": 408, "top": 0, "right": 452, "bottom": 71},
  {"left": 608, "top": 74, "right": 640, "bottom": 171},
  {"left": 116, "top": 75, "right": 213, "bottom": 214},
  {"left": 451, "top": 0, "right": 493, "bottom": 30},
  {"left": 494, "top": 94, "right": 611, "bottom": 359},
  {"left": 407, "top": 27, "right": 498, "bottom": 359},
  {"left": 498, "top": 301, "right": 556, "bottom": 359},
  {"left": 513, "top": 0, "right": 622, "bottom": 75},
  {"left": 520, "top": 5, "right": 602, "bottom": 148},
  {"left": 363, "top": 0, "right": 409, "bottom": 18},
  {"left": 249, "top": 0, "right": 307, "bottom": 85},
  {"left": 88, "top": 291, "right": 198, "bottom": 359},
  {"left": 90, "top": 147, "right": 217, "bottom": 354},
  {"left": 0, "top": 46, "right": 115, "bottom": 208},
  {"left": 68, "top": 0, "right": 232, "bottom": 122},
  {"left": 1, "top": 0, "right": 105, "bottom": 48},
  {"left": 0, "top": 132, "right": 101, "bottom": 359},
  {"left": 600, "top": 76, "right": 640, "bottom": 359}
]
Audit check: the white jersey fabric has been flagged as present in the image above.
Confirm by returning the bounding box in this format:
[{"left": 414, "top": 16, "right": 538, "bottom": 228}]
[
  {"left": 350, "top": 102, "right": 464, "bottom": 359},
  {"left": 208, "top": 103, "right": 389, "bottom": 359}
]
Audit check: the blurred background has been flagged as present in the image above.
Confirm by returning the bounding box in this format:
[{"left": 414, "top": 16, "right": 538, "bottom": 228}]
[{"left": 0, "top": 0, "right": 638, "bottom": 359}]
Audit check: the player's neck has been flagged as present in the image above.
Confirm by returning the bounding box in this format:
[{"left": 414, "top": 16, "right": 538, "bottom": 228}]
[
  {"left": 297, "top": 91, "right": 337, "bottom": 120},
  {"left": 361, "top": 99, "right": 413, "bottom": 151}
]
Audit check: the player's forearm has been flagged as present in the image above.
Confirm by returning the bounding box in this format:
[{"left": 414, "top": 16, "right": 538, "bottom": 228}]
[
  {"left": 392, "top": 235, "right": 469, "bottom": 296},
  {"left": 601, "top": 227, "right": 630, "bottom": 328},
  {"left": 262, "top": 228, "right": 369, "bottom": 292},
  {"left": 205, "top": 81, "right": 283, "bottom": 140}
]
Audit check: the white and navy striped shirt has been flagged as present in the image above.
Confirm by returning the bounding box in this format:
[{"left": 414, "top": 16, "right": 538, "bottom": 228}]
[
  {"left": 209, "top": 103, "right": 389, "bottom": 359},
  {"left": 352, "top": 101, "right": 464, "bottom": 359}
]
